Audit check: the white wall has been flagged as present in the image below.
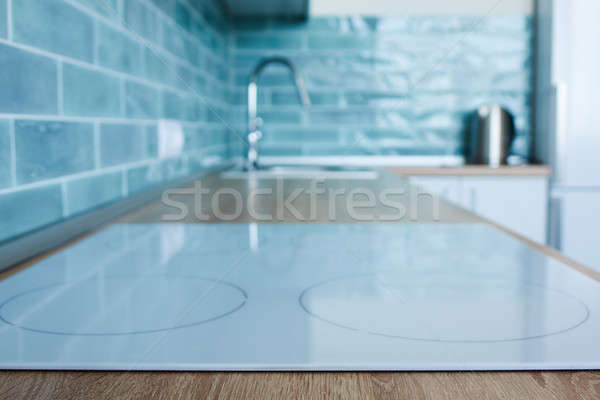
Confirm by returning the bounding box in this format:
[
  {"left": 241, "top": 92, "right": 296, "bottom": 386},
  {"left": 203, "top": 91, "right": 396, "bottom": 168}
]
[{"left": 310, "top": 0, "right": 534, "bottom": 15}]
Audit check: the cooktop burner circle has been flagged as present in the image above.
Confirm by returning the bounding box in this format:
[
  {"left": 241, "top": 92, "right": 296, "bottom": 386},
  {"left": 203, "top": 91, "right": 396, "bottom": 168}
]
[
  {"left": 299, "top": 272, "right": 590, "bottom": 343},
  {"left": 0, "top": 275, "right": 247, "bottom": 336}
]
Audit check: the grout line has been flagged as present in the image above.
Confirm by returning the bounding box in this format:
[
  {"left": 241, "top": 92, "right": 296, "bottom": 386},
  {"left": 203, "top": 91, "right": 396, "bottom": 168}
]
[
  {"left": 120, "top": 79, "right": 127, "bottom": 117},
  {"left": 93, "top": 19, "right": 99, "bottom": 64},
  {"left": 57, "top": 61, "right": 64, "bottom": 116},
  {"left": 0, "top": 39, "right": 231, "bottom": 110},
  {"left": 60, "top": 181, "right": 69, "bottom": 217},
  {"left": 156, "top": 9, "right": 164, "bottom": 48},
  {"left": 8, "top": 119, "right": 16, "bottom": 187},
  {"left": 6, "top": 0, "right": 12, "bottom": 41},
  {"left": 121, "top": 169, "right": 128, "bottom": 197},
  {"left": 0, "top": 160, "right": 158, "bottom": 196},
  {"left": 93, "top": 122, "right": 101, "bottom": 169},
  {"left": 117, "top": 0, "right": 124, "bottom": 17},
  {"left": 0, "top": 113, "right": 232, "bottom": 126},
  {"left": 141, "top": 123, "right": 149, "bottom": 158},
  {"left": 0, "top": 145, "right": 229, "bottom": 197}
]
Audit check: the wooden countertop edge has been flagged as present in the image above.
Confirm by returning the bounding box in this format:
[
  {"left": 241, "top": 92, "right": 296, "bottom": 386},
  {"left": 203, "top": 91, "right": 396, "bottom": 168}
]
[
  {"left": 466, "top": 211, "right": 600, "bottom": 283},
  {"left": 388, "top": 165, "right": 552, "bottom": 177}
]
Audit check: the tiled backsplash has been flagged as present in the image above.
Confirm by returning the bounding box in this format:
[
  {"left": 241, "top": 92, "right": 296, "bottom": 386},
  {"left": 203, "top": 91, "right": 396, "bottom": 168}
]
[
  {"left": 230, "top": 16, "right": 533, "bottom": 159},
  {"left": 0, "top": 3, "right": 534, "bottom": 245},
  {"left": 0, "top": 0, "right": 232, "bottom": 243}
]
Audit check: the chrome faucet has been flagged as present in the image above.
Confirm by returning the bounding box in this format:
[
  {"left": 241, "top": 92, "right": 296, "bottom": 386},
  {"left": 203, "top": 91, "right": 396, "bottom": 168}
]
[{"left": 246, "top": 57, "right": 311, "bottom": 171}]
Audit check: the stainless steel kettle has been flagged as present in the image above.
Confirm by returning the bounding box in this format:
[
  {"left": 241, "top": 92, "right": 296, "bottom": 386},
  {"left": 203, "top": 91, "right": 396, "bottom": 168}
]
[{"left": 467, "top": 105, "right": 515, "bottom": 167}]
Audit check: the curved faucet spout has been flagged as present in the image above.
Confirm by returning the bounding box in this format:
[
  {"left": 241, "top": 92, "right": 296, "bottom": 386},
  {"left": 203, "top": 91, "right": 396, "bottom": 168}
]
[{"left": 246, "top": 57, "right": 310, "bottom": 170}]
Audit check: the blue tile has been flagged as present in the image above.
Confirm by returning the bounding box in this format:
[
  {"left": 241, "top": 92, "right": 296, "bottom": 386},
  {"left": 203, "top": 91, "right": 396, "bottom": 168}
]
[
  {"left": 0, "top": 120, "right": 11, "bottom": 188},
  {"left": 307, "top": 34, "right": 372, "bottom": 50},
  {"left": 125, "top": 82, "right": 160, "bottom": 119},
  {"left": 175, "top": 1, "right": 192, "bottom": 32},
  {"left": 303, "top": 17, "right": 340, "bottom": 32},
  {"left": 193, "top": 73, "right": 207, "bottom": 93},
  {"left": 234, "top": 71, "right": 296, "bottom": 87},
  {"left": 0, "top": 44, "right": 57, "bottom": 114},
  {"left": 183, "top": 127, "right": 203, "bottom": 150},
  {"left": 205, "top": 104, "right": 230, "bottom": 124},
  {"left": 127, "top": 164, "right": 164, "bottom": 193},
  {"left": 483, "top": 16, "right": 532, "bottom": 34},
  {"left": 345, "top": 91, "right": 410, "bottom": 107},
  {"left": 71, "top": 0, "right": 119, "bottom": 19},
  {"left": 143, "top": 48, "right": 177, "bottom": 87},
  {"left": 205, "top": 30, "right": 228, "bottom": 58},
  {"left": 232, "top": 18, "right": 270, "bottom": 31},
  {"left": 98, "top": 24, "right": 143, "bottom": 75},
  {"left": 124, "top": 0, "right": 160, "bottom": 43},
  {"left": 162, "top": 91, "right": 201, "bottom": 121},
  {"left": 309, "top": 109, "right": 375, "bottom": 125},
  {"left": 65, "top": 171, "right": 122, "bottom": 216},
  {"left": 226, "top": 15, "right": 532, "bottom": 157},
  {"left": 262, "top": 128, "right": 339, "bottom": 143},
  {"left": 206, "top": 81, "right": 227, "bottom": 103},
  {"left": 145, "top": 125, "right": 158, "bottom": 157},
  {"left": 63, "top": 63, "right": 121, "bottom": 117},
  {"left": 202, "top": 128, "right": 228, "bottom": 147},
  {"left": 360, "top": 128, "right": 414, "bottom": 141},
  {"left": 100, "top": 124, "right": 146, "bottom": 167},
  {"left": 162, "top": 157, "right": 190, "bottom": 180},
  {"left": 199, "top": 2, "right": 228, "bottom": 34},
  {"left": 191, "top": 16, "right": 208, "bottom": 42},
  {"left": 0, "top": 184, "right": 63, "bottom": 243},
  {"left": 149, "top": 0, "right": 176, "bottom": 17},
  {"left": 259, "top": 145, "right": 302, "bottom": 156},
  {"left": 205, "top": 57, "right": 228, "bottom": 83},
  {"left": 272, "top": 18, "right": 340, "bottom": 32},
  {"left": 235, "top": 34, "right": 303, "bottom": 50},
  {"left": 233, "top": 53, "right": 263, "bottom": 69},
  {"left": 0, "top": 0, "right": 6, "bottom": 38},
  {"left": 272, "top": 90, "right": 338, "bottom": 106},
  {"left": 15, "top": 120, "right": 94, "bottom": 184},
  {"left": 174, "top": 65, "right": 196, "bottom": 91},
  {"left": 13, "top": 0, "right": 94, "bottom": 62},
  {"left": 259, "top": 110, "right": 302, "bottom": 124},
  {"left": 162, "top": 22, "right": 198, "bottom": 64}
]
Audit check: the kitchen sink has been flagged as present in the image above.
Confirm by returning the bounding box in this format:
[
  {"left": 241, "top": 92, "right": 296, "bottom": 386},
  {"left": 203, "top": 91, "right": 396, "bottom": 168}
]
[{"left": 220, "top": 165, "right": 379, "bottom": 180}]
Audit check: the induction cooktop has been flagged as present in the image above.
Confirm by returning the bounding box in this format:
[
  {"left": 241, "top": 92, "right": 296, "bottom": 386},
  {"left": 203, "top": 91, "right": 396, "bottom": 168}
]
[{"left": 0, "top": 223, "right": 598, "bottom": 371}]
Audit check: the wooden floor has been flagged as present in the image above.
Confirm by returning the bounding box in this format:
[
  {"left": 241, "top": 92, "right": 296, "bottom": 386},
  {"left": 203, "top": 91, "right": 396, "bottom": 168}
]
[
  {"left": 1, "top": 370, "right": 600, "bottom": 399},
  {"left": 1, "top": 172, "right": 599, "bottom": 399}
]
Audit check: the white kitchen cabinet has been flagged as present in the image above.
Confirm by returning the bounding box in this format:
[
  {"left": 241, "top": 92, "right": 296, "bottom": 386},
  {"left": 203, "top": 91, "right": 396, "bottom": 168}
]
[
  {"left": 460, "top": 177, "right": 548, "bottom": 244},
  {"left": 551, "top": 191, "right": 600, "bottom": 271},
  {"left": 410, "top": 176, "right": 462, "bottom": 205},
  {"left": 411, "top": 175, "right": 548, "bottom": 244}
]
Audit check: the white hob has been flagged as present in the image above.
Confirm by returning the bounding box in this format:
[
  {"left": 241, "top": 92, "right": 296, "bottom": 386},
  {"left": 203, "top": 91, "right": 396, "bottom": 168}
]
[{"left": 0, "top": 223, "right": 599, "bottom": 371}]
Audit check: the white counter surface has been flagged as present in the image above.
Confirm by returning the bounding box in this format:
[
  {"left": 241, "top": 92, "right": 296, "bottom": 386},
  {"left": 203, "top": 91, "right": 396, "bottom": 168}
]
[{"left": 0, "top": 222, "right": 599, "bottom": 371}]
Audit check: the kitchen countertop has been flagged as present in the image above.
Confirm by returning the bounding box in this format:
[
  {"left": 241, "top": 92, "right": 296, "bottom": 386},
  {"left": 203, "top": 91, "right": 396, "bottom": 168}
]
[
  {"left": 0, "top": 169, "right": 598, "bottom": 399},
  {"left": 389, "top": 165, "right": 552, "bottom": 177}
]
